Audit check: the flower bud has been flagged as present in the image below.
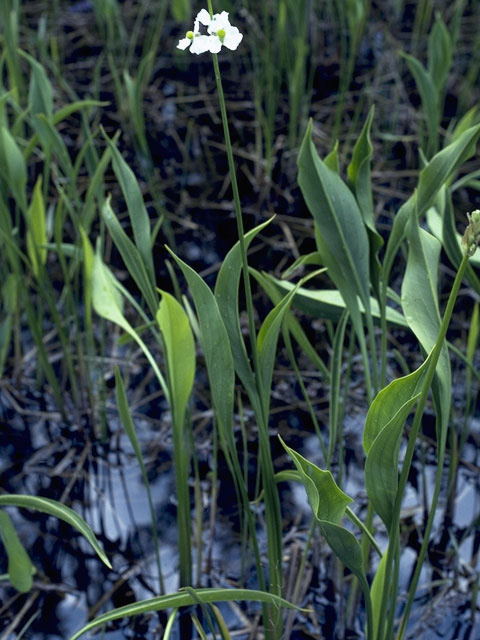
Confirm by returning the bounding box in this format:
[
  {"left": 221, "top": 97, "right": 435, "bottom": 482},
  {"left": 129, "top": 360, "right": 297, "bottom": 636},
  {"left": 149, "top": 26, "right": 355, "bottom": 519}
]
[{"left": 461, "top": 210, "right": 480, "bottom": 257}]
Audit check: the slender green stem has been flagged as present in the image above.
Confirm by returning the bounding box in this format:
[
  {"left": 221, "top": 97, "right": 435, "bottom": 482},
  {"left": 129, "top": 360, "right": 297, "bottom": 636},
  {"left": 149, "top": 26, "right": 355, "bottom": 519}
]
[
  {"left": 378, "top": 254, "right": 469, "bottom": 640},
  {"left": 206, "top": 5, "right": 283, "bottom": 638}
]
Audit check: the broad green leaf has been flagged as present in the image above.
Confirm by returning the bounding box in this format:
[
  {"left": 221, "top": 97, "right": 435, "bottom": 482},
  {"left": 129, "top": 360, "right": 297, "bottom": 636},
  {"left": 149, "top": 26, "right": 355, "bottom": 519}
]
[
  {"left": 365, "top": 393, "right": 420, "bottom": 530},
  {"left": 402, "top": 216, "right": 451, "bottom": 452},
  {"left": 427, "top": 13, "right": 452, "bottom": 94},
  {"left": 280, "top": 439, "right": 352, "bottom": 523},
  {"left": 69, "top": 587, "right": 298, "bottom": 640},
  {"left": 0, "top": 510, "right": 34, "bottom": 592},
  {"left": 166, "top": 249, "right": 235, "bottom": 461},
  {"left": 102, "top": 130, "right": 155, "bottom": 285},
  {"left": 101, "top": 196, "right": 158, "bottom": 316},
  {"left": 156, "top": 290, "right": 195, "bottom": 432},
  {"left": 0, "top": 495, "right": 111, "bottom": 569},
  {"left": 318, "top": 520, "right": 368, "bottom": 588},
  {"left": 363, "top": 357, "right": 429, "bottom": 455},
  {"left": 298, "top": 119, "right": 371, "bottom": 342},
  {"left": 214, "top": 218, "right": 273, "bottom": 397},
  {"left": 26, "top": 175, "right": 47, "bottom": 277}
]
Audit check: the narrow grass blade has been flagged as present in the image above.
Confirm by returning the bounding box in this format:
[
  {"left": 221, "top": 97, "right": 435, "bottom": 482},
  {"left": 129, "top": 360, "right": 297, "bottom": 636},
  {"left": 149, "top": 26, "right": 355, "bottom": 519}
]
[
  {"left": 400, "top": 52, "right": 439, "bottom": 153},
  {"left": 214, "top": 218, "right": 273, "bottom": 397},
  {"left": 25, "top": 175, "right": 47, "bottom": 278},
  {"left": 68, "top": 587, "right": 299, "bottom": 640},
  {"left": 0, "top": 510, "right": 34, "bottom": 592},
  {"left": 260, "top": 274, "right": 407, "bottom": 327},
  {"left": 115, "top": 366, "right": 164, "bottom": 593},
  {"left": 101, "top": 196, "right": 158, "bottom": 316},
  {"left": 0, "top": 125, "right": 27, "bottom": 211},
  {"left": 0, "top": 495, "right": 111, "bottom": 569},
  {"left": 102, "top": 129, "right": 155, "bottom": 285}
]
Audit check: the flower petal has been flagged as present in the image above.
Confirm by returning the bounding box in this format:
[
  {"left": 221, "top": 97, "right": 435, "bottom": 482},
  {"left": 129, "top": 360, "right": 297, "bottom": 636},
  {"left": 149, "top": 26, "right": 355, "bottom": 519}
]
[
  {"left": 209, "top": 11, "right": 230, "bottom": 32},
  {"left": 222, "top": 26, "right": 243, "bottom": 50},
  {"left": 196, "top": 8, "right": 211, "bottom": 26},
  {"left": 190, "top": 34, "right": 216, "bottom": 54},
  {"left": 177, "top": 37, "right": 191, "bottom": 50}
]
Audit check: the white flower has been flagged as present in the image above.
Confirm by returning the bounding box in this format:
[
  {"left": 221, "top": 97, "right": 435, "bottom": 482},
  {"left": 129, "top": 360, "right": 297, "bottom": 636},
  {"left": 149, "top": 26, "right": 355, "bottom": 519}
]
[
  {"left": 207, "top": 11, "right": 243, "bottom": 51},
  {"left": 177, "top": 9, "right": 243, "bottom": 55}
]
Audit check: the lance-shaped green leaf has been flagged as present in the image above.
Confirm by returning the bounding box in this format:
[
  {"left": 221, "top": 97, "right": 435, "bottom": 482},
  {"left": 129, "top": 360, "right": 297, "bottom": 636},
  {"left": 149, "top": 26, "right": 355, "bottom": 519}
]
[
  {"left": 402, "top": 215, "right": 451, "bottom": 453},
  {"left": 0, "top": 495, "right": 111, "bottom": 569},
  {"left": 365, "top": 393, "right": 420, "bottom": 531},
  {"left": 383, "top": 124, "right": 480, "bottom": 281},
  {"left": 347, "top": 105, "right": 383, "bottom": 294},
  {"left": 298, "top": 120, "right": 371, "bottom": 342},
  {"left": 363, "top": 358, "right": 429, "bottom": 455},
  {"left": 102, "top": 129, "right": 155, "bottom": 286},
  {"left": 166, "top": 249, "right": 235, "bottom": 461},
  {"left": 156, "top": 291, "right": 195, "bottom": 588},
  {"left": 256, "top": 283, "right": 300, "bottom": 415},
  {"left": 0, "top": 510, "right": 34, "bottom": 592},
  {"left": 400, "top": 52, "right": 440, "bottom": 155},
  {"left": 69, "top": 587, "right": 300, "bottom": 640},
  {"left": 427, "top": 13, "right": 452, "bottom": 94},
  {"left": 156, "top": 290, "right": 195, "bottom": 432},
  {"left": 214, "top": 218, "right": 273, "bottom": 397},
  {"left": 101, "top": 196, "right": 158, "bottom": 316}
]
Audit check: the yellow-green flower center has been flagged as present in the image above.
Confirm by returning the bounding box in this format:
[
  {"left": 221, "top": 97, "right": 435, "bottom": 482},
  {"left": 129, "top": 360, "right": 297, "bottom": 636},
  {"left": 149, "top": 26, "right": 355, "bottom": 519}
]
[
  {"left": 217, "top": 28, "right": 226, "bottom": 40},
  {"left": 186, "top": 30, "right": 194, "bottom": 40}
]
